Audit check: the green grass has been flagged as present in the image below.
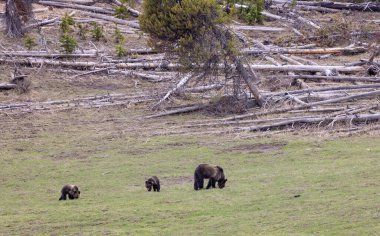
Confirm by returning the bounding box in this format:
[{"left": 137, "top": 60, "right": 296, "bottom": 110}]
[{"left": 1, "top": 122, "right": 380, "bottom": 235}]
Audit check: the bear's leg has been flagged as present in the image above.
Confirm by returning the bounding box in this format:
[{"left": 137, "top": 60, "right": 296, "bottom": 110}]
[
  {"left": 59, "top": 194, "right": 66, "bottom": 201},
  {"left": 198, "top": 176, "right": 204, "bottom": 189},
  {"left": 212, "top": 179, "right": 216, "bottom": 188},
  {"left": 206, "top": 179, "right": 213, "bottom": 189},
  {"left": 194, "top": 172, "right": 203, "bottom": 190},
  {"left": 156, "top": 184, "right": 160, "bottom": 192}
]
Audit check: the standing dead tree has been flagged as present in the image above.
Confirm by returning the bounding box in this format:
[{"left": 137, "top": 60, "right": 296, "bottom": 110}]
[{"left": 4, "top": 0, "right": 33, "bottom": 37}]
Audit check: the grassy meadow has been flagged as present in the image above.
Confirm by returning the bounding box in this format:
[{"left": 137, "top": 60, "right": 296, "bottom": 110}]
[{"left": 0, "top": 110, "right": 380, "bottom": 235}]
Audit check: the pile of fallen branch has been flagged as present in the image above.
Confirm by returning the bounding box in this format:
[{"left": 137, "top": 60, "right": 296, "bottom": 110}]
[{"left": 0, "top": 0, "right": 379, "bottom": 136}]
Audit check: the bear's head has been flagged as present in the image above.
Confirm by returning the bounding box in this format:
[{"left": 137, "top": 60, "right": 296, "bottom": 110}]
[{"left": 218, "top": 179, "right": 227, "bottom": 189}]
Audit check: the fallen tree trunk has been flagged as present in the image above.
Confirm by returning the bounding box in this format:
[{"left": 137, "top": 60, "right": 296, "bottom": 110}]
[
  {"left": 239, "top": 113, "right": 380, "bottom": 132},
  {"left": 151, "top": 73, "right": 196, "bottom": 109},
  {"left": 0, "top": 83, "right": 17, "bottom": 90},
  {"left": 223, "top": 90, "right": 380, "bottom": 121},
  {"left": 249, "top": 64, "right": 363, "bottom": 73},
  {"left": 0, "top": 51, "right": 98, "bottom": 58},
  {"left": 38, "top": 1, "right": 114, "bottom": 14},
  {"left": 319, "top": 1, "right": 380, "bottom": 12},
  {"left": 0, "top": 58, "right": 364, "bottom": 73},
  {"left": 265, "top": 84, "right": 380, "bottom": 97},
  {"left": 232, "top": 25, "right": 285, "bottom": 32},
  {"left": 271, "top": 0, "right": 380, "bottom": 12},
  {"left": 146, "top": 104, "right": 206, "bottom": 118},
  {"left": 235, "top": 57, "right": 263, "bottom": 106},
  {"left": 81, "top": 11, "right": 140, "bottom": 28},
  {"left": 39, "top": 0, "right": 95, "bottom": 4},
  {"left": 266, "top": 75, "right": 380, "bottom": 83},
  {"left": 242, "top": 46, "right": 367, "bottom": 55}
]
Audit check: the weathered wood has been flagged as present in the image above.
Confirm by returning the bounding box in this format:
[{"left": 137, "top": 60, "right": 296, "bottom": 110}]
[
  {"left": 0, "top": 51, "right": 98, "bottom": 58},
  {"left": 152, "top": 73, "right": 196, "bottom": 109},
  {"left": 264, "top": 84, "right": 380, "bottom": 97},
  {"left": 185, "top": 84, "right": 223, "bottom": 93},
  {"left": 23, "top": 17, "right": 59, "bottom": 32},
  {"left": 266, "top": 75, "right": 380, "bottom": 83},
  {"left": 0, "top": 58, "right": 364, "bottom": 73},
  {"left": 235, "top": 57, "right": 263, "bottom": 106},
  {"left": 223, "top": 90, "right": 380, "bottom": 121},
  {"left": 38, "top": 1, "right": 114, "bottom": 14},
  {"left": 81, "top": 11, "right": 140, "bottom": 28},
  {"left": 239, "top": 113, "right": 380, "bottom": 132},
  {"left": 242, "top": 46, "right": 367, "bottom": 55},
  {"left": 232, "top": 25, "right": 285, "bottom": 32},
  {"left": 48, "top": 0, "right": 94, "bottom": 5},
  {"left": 249, "top": 64, "right": 363, "bottom": 73},
  {"left": 271, "top": 0, "right": 380, "bottom": 12},
  {"left": 0, "top": 83, "right": 17, "bottom": 90},
  {"left": 146, "top": 105, "right": 206, "bottom": 118},
  {"left": 5, "top": 0, "right": 33, "bottom": 37}
]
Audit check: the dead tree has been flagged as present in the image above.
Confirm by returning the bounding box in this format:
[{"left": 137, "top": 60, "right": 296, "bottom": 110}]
[{"left": 5, "top": 0, "right": 33, "bottom": 37}]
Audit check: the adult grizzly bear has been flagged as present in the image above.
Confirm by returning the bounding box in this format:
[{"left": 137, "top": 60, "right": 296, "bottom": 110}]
[
  {"left": 59, "top": 184, "right": 80, "bottom": 200},
  {"left": 194, "top": 164, "right": 227, "bottom": 190},
  {"left": 145, "top": 176, "right": 160, "bottom": 192}
]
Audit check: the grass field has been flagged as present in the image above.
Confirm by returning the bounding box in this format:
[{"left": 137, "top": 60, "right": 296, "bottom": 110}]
[{"left": 1, "top": 109, "right": 379, "bottom": 235}]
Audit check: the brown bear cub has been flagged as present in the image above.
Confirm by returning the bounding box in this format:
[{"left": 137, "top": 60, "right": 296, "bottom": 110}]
[
  {"left": 59, "top": 184, "right": 80, "bottom": 200},
  {"left": 194, "top": 164, "right": 227, "bottom": 190},
  {"left": 145, "top": 176, "right": 160, "bottom": 192}
]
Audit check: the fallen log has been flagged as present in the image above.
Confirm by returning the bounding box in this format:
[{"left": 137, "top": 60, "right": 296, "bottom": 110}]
[
  {"left": 0, "top": 51, "right": 99, "bottom": 58},
  {"left": 185, "top": 84, "right": 223, "bottom": 93},
  {"left": 249, "top": 64, "right": 363, "bottom": 73},
  {"left": 0, "top": 83, "right": 17, "bottom": 90},
  {"left": 239, "top": 113, "right": 380, "bottom": 132},
  {"left": 223, "top": 90, "right": 380, "bottom": 121},
  {"left": 41, "top": 0, "right": 95, "bottom": 5},
  {"left": 235, "top": 57, "right": 263, "bottom": 106},
  {"left": 38, "top": 1, "right": 114, "bottom": 14},
  {"left": 0, "top": 58, "right": 364, "bottom": 73},
  {"left": 145, "top": 104, "right": 206, "bottom": 118},
  {"left": 232, "top": 25, "right": 285, "bottom": 32},
  {"left": 23, "top": 17, "right": 59, "bottom": 32},
  {"left": 319, "top": 1, "right": 380, "bottom": 12},
  {"left": 267, "top": 75, "right": 380, "bottom": 83},
  {"left": 81, "top": 11, "right": 140, "bottom": 28},
  {"left": 271, "top": 0, "right": 380, "bottom": 12},
  {"left": 264, "top": 84, "right": 380, "bottom": 97},
  {"left": 152, "top": 73, "right": 198, "bottom": 109},
  {"left": 242, "top": 46, "right": 367, "bottom": 55}
]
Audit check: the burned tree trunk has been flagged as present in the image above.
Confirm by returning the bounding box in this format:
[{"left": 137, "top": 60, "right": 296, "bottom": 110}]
[{"left": 5, "top": 0, "right": 33, "bottom": 37}]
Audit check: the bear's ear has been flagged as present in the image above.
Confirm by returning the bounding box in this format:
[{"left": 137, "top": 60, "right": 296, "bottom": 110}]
[
  {"left": 224, "top": 179, "right": 227, "bottom": 183},
  {"left": 145, "top": 181, "right": 149, "bottom": 184}
]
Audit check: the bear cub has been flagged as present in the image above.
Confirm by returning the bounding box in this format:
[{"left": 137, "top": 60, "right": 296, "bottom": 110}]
[
  {"left": 59, "top": 184, "right": 80, "bottom": 200},
  {"left": 194, "top": 164, "right": 227, "bottom": 190},
  {"left": 145, "top": 176, "right": 160, "bottom": 192}
]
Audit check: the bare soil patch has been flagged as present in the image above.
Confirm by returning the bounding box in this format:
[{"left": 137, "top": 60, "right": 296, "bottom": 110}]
[
  {"left": 161, "top": 176, "right": 193, "bottom": 186},
  {"left": 225, "top": 142, "right": 287, "bottom": 154}
]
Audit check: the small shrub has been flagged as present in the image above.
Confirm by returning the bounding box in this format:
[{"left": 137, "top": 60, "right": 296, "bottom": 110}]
[
  {"left": 23, "top": 34, "right": 37, "bottom": 50},
  {"left": 60, "top": 13, "right": 75, "bottom": 33},
  {"left": 60, "top": 33, "right": 78, "bottom": 54},
  {"left": 114, "top": 5, "right": 129, "bottom": 19},
  {"left": 91, "top": 22, "right": 104, "bottom": 41},
  {"left": 114, "top": 27, "right": 125, "bottom": 44},
  {"left": 228, "top": 0, "right": 264, "bottom": 24},
  {"left": 115, "top": 44, "right": 128, "bottom": 57}
]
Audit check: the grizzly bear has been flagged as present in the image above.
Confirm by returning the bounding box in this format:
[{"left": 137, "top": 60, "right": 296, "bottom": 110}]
[
  {"left": 59, "top": 184, "right": 80, "bottom": 200},
  {"left": 145, "top": 176, "right": 160, "bottom": 192},
  {"left": 194, "top": 164, "right": 227, "bottom": 190}
]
